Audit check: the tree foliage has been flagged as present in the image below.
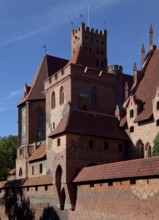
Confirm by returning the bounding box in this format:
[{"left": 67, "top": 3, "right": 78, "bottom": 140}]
[
  {"left": 153, "top": 132, "right": 159, "bottom": 156},
  {"left": 0, "top": 135, "right": 18, "bottom": 180}
]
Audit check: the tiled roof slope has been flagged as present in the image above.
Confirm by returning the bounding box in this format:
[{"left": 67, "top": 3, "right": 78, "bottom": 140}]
[
  {"left": 1, "top": 175, "right": 52, "bottom": 188},
  {"left": 49, "top": 109, "right": 128, "bottom": 140},
  {"left": 73, "top": 156, "right": 159, "bottom": 183},
  {"left": 27, "top": 144, "right": 46, "bottom": 162},
  {"left": 18, "top": 55, "right": 68, "bottom": 106},
  {"left": 67, "top": 47, "right": 97, "bottom": 68},
  {"left": 132, "top": 48, "right": 159, "bottom": 122}
]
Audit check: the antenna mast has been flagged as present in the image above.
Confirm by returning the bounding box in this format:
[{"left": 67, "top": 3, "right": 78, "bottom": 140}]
[{"left": 88, "top": 3, "right": 90, "bottom": 26}]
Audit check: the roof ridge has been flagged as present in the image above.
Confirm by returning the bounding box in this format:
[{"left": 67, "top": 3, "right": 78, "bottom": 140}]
[{"left": 71, "top": 108, "right": 116, "bottom": 118}]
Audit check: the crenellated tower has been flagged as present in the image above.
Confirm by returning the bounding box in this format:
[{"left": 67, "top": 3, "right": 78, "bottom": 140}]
[{"left": 71, "top": 23, "right": 107, "bottom": 68}]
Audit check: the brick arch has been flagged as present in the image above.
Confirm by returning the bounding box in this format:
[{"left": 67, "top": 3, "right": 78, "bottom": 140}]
[{"left": 55, "top": 165, "right": 66, "bottom": 210}]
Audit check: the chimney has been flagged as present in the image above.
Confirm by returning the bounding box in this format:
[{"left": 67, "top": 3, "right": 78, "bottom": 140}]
[
  {"left": 141, "top": 44, "right": 145, "bottom": 67},
  {"left": 149, "top": 24, "right": 153, "bottom": 50}
]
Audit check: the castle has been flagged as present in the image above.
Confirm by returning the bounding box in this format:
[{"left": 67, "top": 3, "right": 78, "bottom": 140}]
[{"left": 1, "top": 23, "right": 159, "bottom": 219}]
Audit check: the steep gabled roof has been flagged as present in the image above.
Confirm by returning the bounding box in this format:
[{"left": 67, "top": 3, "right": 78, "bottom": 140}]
[
  {"left": 67, "top": 46, "right": 98, "bottom": 68},
  {"left": 18, "top": 55, "right": 68, "bottom": 106},
  {"left": 73, "top": 156, "right": 159, "bottom": 183},
  {"left": 49, "top": 109, "right": 128, "bottom": 140},
  {"left": 27, "top": 144, "right": 46, "bottom": 162},
  {"left": 132, "top": 48, "right": 159, "bottom": 122}
]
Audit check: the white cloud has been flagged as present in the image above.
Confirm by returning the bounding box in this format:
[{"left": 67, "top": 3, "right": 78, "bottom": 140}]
[
  {"left": 7, "top": 90, "right": 22, "bottom": 98},
  {"left": 0, "top": 0, "right": 124, "bottom": 47}
]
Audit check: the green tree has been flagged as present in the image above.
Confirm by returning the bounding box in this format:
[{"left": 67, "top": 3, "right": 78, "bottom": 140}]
[
  {"left": 153, "top": 132, "right": 159, "bottom": 156},
  {"left": 0, "top": 135, "right": 18, "bottom": 180}
]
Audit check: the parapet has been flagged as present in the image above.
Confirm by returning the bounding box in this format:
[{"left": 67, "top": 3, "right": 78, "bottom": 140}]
[
  {"left": 107, "top": 65, "right": 123, "bottom": 74},
  {"left": 72, "top": 23, "right": 106, "bottom": 37}
]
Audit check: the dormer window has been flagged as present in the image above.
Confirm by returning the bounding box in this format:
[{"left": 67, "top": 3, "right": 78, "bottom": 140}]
[{"left": 130, "top": 110, "right": 134, "bottom": 118}]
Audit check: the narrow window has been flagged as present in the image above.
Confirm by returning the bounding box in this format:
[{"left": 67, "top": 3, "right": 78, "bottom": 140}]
[
  {"left": 40, "top": 163, "right": 43, "bottom": 174},
  {"left": 45, "top": 185, "right": 48, "bottom": 191},
  {"left": 37, "top": 112, "right": 46, "bottom": 141},
  {"left": 157, "top": 101, "right": 159, "bottom": 110},
  {"left": 53, "top": 122, "right": 55, "bottom": 129},
  {"left": 57, "top": 138, "right": 61, "bottom": 147},
  {"left": 19, "top": 167, "right": 23, "bottom": 177},
  {"left": 32, "top": 166, "right": 34, "bottom": 175},
  {"left": 60, "top": 86, "right": 64, "bottom": 105},
  {"left": 130, "top": 109, "right": 134, "bottom": 118},
  {"left": 89, "top": 140, "right": 94, "bottom": 148},
  {"left": 156, "top": 119, "right": 159, "bottom": 126},
  {"left": 35, "top": 186, "right": 38, "bottom": 191},
  {"left": 130, "top": 126, "right": 134, "bottom": 133},
  {"left": 51, "top": 92, "right": 56, "bottom": 109},
  {"left": 91, "top": 86, "right": 98, "bottom": 106}
]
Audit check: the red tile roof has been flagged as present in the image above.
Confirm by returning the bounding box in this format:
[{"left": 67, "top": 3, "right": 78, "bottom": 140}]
[
  {"left": 73, "top": 156, "right": 159, "bottom": 183},
  {"left": 18, "top": 55, "right": 68, "bottom": 106},
  {"left": 132, "top": 48, "right": 159, "bottom": 122},
  {"left": 67, "top": 47, "right": 97, "bottom": 68},
  {"left": 1, "top": 175, "right": 52, "bottom": 188},
  {"left": 27, "top": 144, "right": 46, "bottom": 162},
  {"left": 49, "top": 109, "right": 128, "bottom": 140}
]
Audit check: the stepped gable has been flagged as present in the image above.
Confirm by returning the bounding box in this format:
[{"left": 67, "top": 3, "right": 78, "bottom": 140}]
[
  {"left": 132, "top": 49, "right": 159, "bottom": 122},
  {"left": 73, "top": 156, "right": 159, "bottom": 183},
  {"left": 49, "top": 109, "right": 128, "bottom": 140},
  {"left": 27, "top": 144, "right": 46, "bottom": 162},
  {"left": 18, "top": 55, "right": 68, "bottom": 106}
]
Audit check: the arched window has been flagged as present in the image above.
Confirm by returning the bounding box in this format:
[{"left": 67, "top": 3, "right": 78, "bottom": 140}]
[
  {"left": 51, "top": 92, "right": 56, "bottom": 109},
  {"left": 136, "top": 139, "right": 144, "bottom": 158},
  {"left": 37, "top": 112, "right": 46, "bottom": 141},
  {"left": 91, "top": 86, "right": 98, "bottom": 106},
  {"left": 145, "top": 142, "right": 151, "bottom": 158},
  {"left": 19, "top": 167, "right": 23, "bottom": 177},
  {"left": 56, "top": 165, "right": 62, "bottom": 193},
  {"left": 60, "top": 86, "right": 64, "bottom": 105}
]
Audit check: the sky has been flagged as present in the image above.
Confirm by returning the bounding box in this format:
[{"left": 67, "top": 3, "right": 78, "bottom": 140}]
[{"left": 0, "top": 0, "right": 159, "bottom": 136}]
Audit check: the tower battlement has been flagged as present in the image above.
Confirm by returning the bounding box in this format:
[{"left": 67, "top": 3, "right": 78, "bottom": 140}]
[
  {"left": 71, "top": 23, "right": 107, "bottom": 68},
  {"left": 72, "top": 23, "right": 106, "bottom": 37}
]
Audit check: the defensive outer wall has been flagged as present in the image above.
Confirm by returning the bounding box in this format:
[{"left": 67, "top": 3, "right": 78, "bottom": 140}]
[{"left": 1, "top": 175, "right": 159, "bottom": 219}]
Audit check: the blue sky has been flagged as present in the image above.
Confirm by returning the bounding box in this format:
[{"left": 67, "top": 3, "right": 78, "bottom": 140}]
[{"left": 0, "top": 0, "right": 159, "bottom": 136}]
